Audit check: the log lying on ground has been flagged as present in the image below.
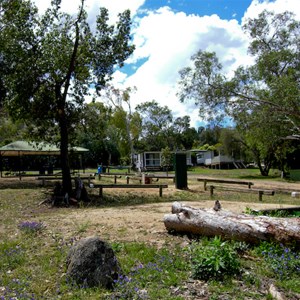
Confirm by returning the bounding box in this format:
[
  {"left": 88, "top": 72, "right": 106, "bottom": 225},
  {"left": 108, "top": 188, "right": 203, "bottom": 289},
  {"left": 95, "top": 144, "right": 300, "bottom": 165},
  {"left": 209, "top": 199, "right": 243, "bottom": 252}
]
[{"left": 163, "top": 202, "right": 300, "bottom": 245}]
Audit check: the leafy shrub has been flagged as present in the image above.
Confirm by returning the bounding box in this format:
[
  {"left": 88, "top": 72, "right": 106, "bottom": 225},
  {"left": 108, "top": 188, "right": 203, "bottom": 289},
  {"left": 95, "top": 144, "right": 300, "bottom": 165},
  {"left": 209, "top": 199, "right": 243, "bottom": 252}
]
[{"left": 190, "top": 237, "right": 241, "bottom": 281}]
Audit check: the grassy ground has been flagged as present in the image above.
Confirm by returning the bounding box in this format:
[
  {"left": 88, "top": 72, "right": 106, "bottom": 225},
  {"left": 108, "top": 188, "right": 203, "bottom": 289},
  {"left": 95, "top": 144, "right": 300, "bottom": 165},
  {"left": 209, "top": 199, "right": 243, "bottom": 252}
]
[{"left": 0, "top": 168, "right": 300, "bottom": 299}]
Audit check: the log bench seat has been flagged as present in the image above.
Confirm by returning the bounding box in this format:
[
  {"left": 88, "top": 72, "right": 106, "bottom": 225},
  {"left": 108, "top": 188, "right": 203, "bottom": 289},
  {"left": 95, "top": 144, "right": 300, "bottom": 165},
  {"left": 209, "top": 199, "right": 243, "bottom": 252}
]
[
  {"left": 197, "top": 178, "right": 254, "bottom": 190},
  {"left": 125, "top": 176, "right": 142, "bottom": 184},
  {"left": 125, "top": 175, "right": 175, "bottom": 184},
  {"left": 208, "top": 185, "right": 275, "bottom": 201},
  {"left": 37, "top": 175, "right": 95, "bottom": 186},
  {"left": 97, "top": 174, "right": 122, "bottom": 184},
  {"left": 148, "top": 175, "right": 175, "bottom": 183},
  {"left": 90, "top": 183, "right": 168, "bottom": 198}
]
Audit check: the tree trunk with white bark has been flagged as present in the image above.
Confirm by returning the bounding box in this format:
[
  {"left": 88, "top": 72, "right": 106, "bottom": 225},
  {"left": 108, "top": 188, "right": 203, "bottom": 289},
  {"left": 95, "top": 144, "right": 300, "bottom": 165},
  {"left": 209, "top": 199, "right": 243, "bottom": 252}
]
[{"left": 163, "top": 202, "right": 300, "bottom": 245}]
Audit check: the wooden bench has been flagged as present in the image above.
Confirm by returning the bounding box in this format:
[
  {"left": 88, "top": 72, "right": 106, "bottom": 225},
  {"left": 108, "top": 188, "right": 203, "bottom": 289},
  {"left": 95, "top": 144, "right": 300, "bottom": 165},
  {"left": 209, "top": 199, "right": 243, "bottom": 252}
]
[
  {"left": 37, "top": 175, "right": 95, "bottom": 186},
  {"left": 148, "top": 175, "right": 175, "bottom": 183},
  {"left": 125, "top": 175, "right": 175, "bottom": 184},
  {"left": 143, "top": 166, "right": 161, "bottom": 172},
  {"left": 125, "top": 176, "right": 142, "bottom": 184},
  {"left": 197, "top": 178, "right": 254, "bottom": 190},
  {"left": 97, "top": 174, "right": 122, "bottom": 184},
  {"left": 90, "top": 184, "right": 168, "bottom": 198},
  {"left": 104, "top": 166, "right": 131, "bottom": 173},
  {"left": 208, "top": 185, "right": 274, "bottom": 201}
]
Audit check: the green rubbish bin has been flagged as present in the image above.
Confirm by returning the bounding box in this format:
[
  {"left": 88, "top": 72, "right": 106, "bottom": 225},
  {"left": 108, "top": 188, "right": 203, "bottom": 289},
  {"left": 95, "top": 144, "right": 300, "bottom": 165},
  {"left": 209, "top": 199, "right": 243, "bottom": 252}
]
[{"left": 174, "top": 153, "right": 188, "bottom": 189}]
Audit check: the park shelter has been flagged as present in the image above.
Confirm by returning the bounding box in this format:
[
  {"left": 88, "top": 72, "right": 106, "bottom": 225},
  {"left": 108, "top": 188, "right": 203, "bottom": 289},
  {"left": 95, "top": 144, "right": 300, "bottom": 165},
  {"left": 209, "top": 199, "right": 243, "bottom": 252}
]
[{"left": 0, "top": 140, "right": 89, "bottom": 176}]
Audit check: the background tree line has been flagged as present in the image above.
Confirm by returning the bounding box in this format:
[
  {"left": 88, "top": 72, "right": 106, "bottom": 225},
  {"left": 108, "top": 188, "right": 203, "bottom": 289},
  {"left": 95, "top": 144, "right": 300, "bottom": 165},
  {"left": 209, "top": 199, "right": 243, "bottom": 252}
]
[{"left": 2, "top": 98, "right": 300, "bottom": 174}]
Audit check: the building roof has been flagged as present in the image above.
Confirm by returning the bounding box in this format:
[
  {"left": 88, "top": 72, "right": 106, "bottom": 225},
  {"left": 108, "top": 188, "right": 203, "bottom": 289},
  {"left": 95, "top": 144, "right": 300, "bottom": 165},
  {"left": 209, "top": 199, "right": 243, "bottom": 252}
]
[{"left": 0, "top": 141, "right": 89, "bottom": 156}]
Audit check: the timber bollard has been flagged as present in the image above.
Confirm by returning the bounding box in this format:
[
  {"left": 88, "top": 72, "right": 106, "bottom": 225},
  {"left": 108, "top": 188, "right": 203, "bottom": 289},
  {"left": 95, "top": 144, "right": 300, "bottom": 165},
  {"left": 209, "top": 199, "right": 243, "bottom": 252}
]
[{"left": 210, "top": 185, "right": 215, "bottom": 197}]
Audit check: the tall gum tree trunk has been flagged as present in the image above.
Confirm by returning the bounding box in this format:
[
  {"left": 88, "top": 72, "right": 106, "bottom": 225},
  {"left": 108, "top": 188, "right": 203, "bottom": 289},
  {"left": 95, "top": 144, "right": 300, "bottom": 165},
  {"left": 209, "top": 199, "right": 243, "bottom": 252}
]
[{"left": 59, "top": 108, "right": 72, "bottom": 195}]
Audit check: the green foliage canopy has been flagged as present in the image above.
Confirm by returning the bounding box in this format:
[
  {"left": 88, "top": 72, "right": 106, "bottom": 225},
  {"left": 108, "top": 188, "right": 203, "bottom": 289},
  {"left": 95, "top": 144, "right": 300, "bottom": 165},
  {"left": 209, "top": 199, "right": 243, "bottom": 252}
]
[
  {"left": 0, "top": 0, "right": 135, "bottom": 192},
  {"left": 177, "top": 10, "right": 300, "bottom": 175}
]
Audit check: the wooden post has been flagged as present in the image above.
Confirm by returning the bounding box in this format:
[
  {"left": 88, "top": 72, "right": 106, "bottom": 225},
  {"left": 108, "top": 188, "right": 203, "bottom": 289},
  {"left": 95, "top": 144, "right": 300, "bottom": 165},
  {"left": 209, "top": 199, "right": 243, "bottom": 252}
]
[
  {"left": 259, "top": 191, "right": 263, "bottom": 201},
  {"left": 126, "top": 176, "right": 130, "bottom": 184},
  {"left": 209, "top": 185, "right": 214, "bottom": 197},
  {"left": 99, "top": 186, "right": 103, "bottom": 198},
  {"left": 204, "top": 179, "right": 207, "bottom": 191},
  {"left": 114, "top": 175, "right": 117, "bottom": 184},
  {"left": 159, "top": 185, "right": 163, "bottom": 197}
]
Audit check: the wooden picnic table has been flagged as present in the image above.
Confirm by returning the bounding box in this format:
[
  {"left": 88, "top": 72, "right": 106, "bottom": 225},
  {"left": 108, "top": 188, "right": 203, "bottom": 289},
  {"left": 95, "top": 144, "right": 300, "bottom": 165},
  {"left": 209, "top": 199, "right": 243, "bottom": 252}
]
[
  {"left": 208, "top": 185, "right": 274, "bottom": 201},
  {"left": 37, "top": 175, "right": 95, "bottom": 186},
  {"left": 197, "top": 178, "right": 254, "bottom": 190},
  {"left": 125, "top": 174, "right": 175, "bottom": 184}
]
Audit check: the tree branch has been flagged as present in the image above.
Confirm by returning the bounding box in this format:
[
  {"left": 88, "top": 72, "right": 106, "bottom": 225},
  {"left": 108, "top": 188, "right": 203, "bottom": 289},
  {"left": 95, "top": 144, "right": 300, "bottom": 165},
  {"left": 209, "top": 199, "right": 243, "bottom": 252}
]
[{"left": 61, "top": 0, "right": 85, "bottom": 102}]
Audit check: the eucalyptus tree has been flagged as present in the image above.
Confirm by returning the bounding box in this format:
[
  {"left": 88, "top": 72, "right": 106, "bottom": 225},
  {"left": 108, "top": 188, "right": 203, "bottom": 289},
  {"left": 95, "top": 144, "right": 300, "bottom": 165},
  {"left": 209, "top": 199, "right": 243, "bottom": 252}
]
[
  {"left": 0, "top": 108, "right": 27, "bottom": 146},
  {"left": 75, "top": 102, "right": 113, "bottom": 166},
  {"left": 0, "top": 0, "right": 134, "bottom": 193},
  {"left": 135, "top": 100, "right": 173, "bottom": 151},
  {"left": 172, "top": 116, "right": 198, "bottom": 150},
  {"left": 177, "top": 10, "right": 300, "bottom": 175},
  {"left": 101, "top": 85, "right": 142, "bottom": 166}
]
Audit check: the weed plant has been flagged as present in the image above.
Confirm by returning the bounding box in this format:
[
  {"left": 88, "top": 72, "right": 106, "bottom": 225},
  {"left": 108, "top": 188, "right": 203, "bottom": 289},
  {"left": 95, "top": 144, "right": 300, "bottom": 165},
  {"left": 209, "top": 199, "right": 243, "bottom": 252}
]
[{"left": 189, "top": 237, "right": 241, "bottom": 281}]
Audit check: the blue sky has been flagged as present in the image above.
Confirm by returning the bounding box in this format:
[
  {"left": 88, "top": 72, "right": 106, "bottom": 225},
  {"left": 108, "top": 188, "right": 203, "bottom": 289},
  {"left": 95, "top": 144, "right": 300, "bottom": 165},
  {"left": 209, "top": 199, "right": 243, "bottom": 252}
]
[
  {"left": 140, "top": 0, "right": 253, "bottom": 21},
  {"left": 35, "top": 0, "right": 299, "bottom": 128}
]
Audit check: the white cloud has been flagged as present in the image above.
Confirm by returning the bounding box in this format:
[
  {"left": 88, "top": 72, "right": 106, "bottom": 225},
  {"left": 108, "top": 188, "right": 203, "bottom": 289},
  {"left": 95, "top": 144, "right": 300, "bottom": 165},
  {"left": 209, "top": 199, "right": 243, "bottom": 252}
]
[
  {"left": 114, "top": 6, "right": 249, "bottom": 128},
  {"left": 243, "top": 0, "right": 300, "bottom": 22},
  {"left": 114, "top": 0, "right": 299, "bottom": 129},
  {"left": 33, "top": 0, "right": 299, "bottom": 129}
]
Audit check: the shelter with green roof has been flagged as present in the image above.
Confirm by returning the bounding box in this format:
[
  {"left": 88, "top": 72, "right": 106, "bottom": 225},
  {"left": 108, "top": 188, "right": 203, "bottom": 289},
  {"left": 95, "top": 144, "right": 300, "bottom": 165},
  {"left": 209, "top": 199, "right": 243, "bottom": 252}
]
[{"left": 0, "top": 141, "right": 89, "bottom": 177}]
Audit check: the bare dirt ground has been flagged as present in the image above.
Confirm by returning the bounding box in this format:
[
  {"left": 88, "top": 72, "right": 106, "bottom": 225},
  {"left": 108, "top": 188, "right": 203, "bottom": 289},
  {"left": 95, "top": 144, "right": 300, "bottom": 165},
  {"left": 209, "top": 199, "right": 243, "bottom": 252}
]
[
  {"left": 2, "top": 175, "right": 300, "bottom": 246},
  {"left": 44, "top": 199, "right": 300, "bottom": 247}
]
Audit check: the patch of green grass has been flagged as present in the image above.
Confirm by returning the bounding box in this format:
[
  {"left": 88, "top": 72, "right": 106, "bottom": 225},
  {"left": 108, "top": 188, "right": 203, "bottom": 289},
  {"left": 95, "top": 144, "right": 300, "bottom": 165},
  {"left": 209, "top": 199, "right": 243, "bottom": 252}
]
[
  {"left": 110, "top": 242, "right": 189, "bottom": 299},
  {"left": 290, "top": 169, "right": 300, "bottom": 181},
  {"left": 256, "top": 242, "right": 300, "bottom": 280},
  {"left": 74, "top": 221, "right": 91, "bottom": 234},
  {"left": 0, "top": 239, "right": 26, "bottom": 272},
  {"left": 191, "top": 167, "right": 284, "bottom": 181}
]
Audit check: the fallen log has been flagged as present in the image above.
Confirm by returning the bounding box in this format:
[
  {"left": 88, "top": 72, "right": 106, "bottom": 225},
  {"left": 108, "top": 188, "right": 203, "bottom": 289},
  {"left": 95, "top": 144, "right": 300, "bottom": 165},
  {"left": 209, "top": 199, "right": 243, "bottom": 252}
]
[{"left": 163, "top": 202, "right": 300, "bottom": 246}]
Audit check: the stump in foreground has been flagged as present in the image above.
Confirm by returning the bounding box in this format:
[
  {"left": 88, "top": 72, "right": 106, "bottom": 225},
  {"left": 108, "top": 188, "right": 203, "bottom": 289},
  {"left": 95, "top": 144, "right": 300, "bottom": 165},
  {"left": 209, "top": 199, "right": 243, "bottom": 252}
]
[{"left": 163, "top": 202, "right": 300, "bottom": 246}]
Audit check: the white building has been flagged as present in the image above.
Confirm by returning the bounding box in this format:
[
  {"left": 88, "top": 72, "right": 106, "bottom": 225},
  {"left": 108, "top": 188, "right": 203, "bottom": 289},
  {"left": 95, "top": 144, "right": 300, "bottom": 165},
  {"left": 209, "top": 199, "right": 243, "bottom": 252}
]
[
  {"left": 134, "top": 151, "right": 192, "bottom": 172},
  {"left": 193, "top": 149, "right": 246, "bottom": 169}
]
